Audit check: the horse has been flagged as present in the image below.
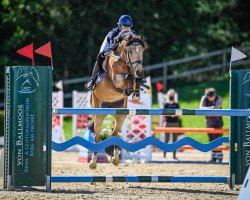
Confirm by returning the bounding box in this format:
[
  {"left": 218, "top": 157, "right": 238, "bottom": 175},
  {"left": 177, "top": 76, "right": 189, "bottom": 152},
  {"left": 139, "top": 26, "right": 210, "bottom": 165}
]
[{"left": 89, "top": 30, "right": 148, "bottom": 169}]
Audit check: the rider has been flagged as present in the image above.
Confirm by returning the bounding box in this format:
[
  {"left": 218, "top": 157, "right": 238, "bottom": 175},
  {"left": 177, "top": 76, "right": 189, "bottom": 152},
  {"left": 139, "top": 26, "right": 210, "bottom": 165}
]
[{"left": 85, "top": 15, "right": 143, "bottom": 91}]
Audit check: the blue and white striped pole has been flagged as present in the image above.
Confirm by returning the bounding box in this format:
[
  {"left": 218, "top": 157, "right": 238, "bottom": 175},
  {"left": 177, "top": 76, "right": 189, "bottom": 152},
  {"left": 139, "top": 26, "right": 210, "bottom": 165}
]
[
  {"left": 51, "top": 176, "right": 229, "bottom": 183},
  {"left": 54, "top": 108, "right": 250, "bottom": 117}
]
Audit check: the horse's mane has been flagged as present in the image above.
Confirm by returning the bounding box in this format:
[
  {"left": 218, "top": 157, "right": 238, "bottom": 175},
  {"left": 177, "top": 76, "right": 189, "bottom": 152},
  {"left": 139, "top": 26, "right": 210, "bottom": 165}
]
[{"left": 116, "top": 30, "right": 148, "bottom": 49}]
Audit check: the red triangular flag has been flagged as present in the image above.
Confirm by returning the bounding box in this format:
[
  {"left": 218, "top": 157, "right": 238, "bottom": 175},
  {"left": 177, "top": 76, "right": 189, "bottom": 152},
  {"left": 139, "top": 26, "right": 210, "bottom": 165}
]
[
  {"left": 35, "top": 42, "right": 53, "bottom": 66},
  {"left": 35, "top": 42, "right": 52, "bottom": 58},
  {"left": 156, "top": 82, "right": 164, "bottom": 92},
  {"left": 17, "top": 43, "right": 34, "bottom": 65}
]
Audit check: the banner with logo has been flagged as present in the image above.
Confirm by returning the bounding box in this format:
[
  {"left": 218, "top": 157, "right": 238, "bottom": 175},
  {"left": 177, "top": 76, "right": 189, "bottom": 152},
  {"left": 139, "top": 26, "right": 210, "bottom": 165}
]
[
  {"left": 230, "top": 70, "right": 250, "bottom": 185},
  {"left": 4, "top": 66, "right": 52, "bottom": 188}
]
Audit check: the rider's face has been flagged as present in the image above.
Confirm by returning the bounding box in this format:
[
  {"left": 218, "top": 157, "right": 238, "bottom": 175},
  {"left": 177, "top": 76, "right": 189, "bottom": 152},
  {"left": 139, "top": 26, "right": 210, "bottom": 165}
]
[
  {"left": 121, "top": 25, "right": 131, "bottom": 31},
  {"left": 207, "top": 96, "right": 216, "bottom": 102}
]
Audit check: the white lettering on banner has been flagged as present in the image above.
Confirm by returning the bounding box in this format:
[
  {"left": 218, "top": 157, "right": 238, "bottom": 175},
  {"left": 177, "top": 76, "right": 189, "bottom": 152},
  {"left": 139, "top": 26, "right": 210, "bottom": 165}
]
[
  {"left": 246, "top": 151, "right": 250, "bottom": 166},
  {"left": 17, "top": 149, "right": 22, "bottom": 166},
  {"left": 246, "top": 154, "right": 250, "bottom": 167},
  {"left": 245, "top": 117, "right": 250, "bottom": 146},
  {"left": 30, "top": 113, "right": 35, "bottom": 157},
  {"left": 16, "top": 105, "right": 23, "bottom": 146},
  {"left": 245, "top": 117, "right": 250, "bottom": 167},
  {"left": 24, "top": 158, "right": 29, "bottom": 173},
  {"left": 246, "top": 122, "right": 250, "bottom": 129},
  {"left": 16, "top": 105, "right": 23, "bottom": 166}
]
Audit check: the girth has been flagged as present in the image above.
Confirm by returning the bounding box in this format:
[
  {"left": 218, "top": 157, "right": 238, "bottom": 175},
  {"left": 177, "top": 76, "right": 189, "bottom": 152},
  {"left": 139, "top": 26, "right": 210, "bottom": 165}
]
[{"left": 104, "top": 73, "right": 125, "bottom": 94}]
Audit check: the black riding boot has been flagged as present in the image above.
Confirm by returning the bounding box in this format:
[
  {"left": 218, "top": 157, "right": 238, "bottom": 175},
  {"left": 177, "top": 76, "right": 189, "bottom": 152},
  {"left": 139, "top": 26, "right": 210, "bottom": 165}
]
[
  {"left": 85, "top": 61, "right": 99, "bottom": 90},
  {"left": 85, "top": 53, "right": 106, "bottom": 91}
]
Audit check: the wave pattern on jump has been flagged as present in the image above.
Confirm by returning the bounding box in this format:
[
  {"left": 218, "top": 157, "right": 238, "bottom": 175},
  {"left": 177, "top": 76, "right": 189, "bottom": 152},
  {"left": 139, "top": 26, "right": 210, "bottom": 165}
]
[{"left": 52, "top": 136, "right": 229, "bottom": 152}]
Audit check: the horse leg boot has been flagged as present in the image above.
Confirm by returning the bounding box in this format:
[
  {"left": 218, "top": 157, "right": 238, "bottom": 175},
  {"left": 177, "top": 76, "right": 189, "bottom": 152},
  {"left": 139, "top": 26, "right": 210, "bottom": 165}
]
[
  {"left": 111, "top": 115, "right": 127, "bottom": 166},
  {"left": 89, "top": 114, "right": 106, "bottom": 170},
  {"left": 123, "top": 74, "right": 134, "bottom": 96},
  {"left": 132, "top": 81, "right": 141, "bottom": 101},
  {"left": 132, "top": 77, "right": 147, "bottom": 101},
  {"left": 112, "top": 145, "right": 120, "bottom": 166},
  {"left": 124, "top": 80, "right": 134, "bottom": 96}
]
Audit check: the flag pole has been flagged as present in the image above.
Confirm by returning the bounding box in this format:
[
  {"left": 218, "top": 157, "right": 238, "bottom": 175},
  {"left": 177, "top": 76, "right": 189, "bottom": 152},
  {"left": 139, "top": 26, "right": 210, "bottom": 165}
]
[
  {"left": 51, "top": 57, "right": 53, "bottom": 67},
  {"left": 32, "top": 42, "right": 34, "bottom": 66},
  {"left": 229, "top": 61, "right": 232, "bottom": 78}
]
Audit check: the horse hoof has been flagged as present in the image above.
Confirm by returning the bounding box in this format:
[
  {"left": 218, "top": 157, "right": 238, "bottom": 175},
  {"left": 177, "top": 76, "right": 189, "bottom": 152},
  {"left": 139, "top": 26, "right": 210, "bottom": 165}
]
[
  {"left": 112, "top": 157, "right": 120, "bottom": 166},
  {"left": 124, "top": 88, "right": 134, "bottom": 96},
  {"left": 89, "top": 161, "right": 97, "bottom": 170},
  {"left": 132, "top": 94, "right": 140, "bottom": 101}
]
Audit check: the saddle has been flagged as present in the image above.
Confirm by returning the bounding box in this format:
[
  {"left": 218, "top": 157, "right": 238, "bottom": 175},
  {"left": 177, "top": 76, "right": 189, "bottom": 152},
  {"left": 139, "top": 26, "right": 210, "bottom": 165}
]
[
  {"left": 94, "top": 71, "right": 124, "bottom": 94},
  {"left": 95, "top": 71, "right": 108, "bottom": 86}
]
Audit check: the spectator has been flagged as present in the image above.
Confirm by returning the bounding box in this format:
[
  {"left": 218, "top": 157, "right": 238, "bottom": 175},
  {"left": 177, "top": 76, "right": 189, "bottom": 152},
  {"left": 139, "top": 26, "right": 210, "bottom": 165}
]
[
  {"left": 200, "top": 88, "right": 223, "bottom": 163},
  {"left": 163, "top": 89, "right": 180, "bottom": 160}
]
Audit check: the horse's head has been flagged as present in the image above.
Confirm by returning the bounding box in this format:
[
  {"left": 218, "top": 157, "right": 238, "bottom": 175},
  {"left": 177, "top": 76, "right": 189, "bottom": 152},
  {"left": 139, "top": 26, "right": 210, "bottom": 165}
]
[{"left": 117, "top": 30, "right": 148, "bottom": 78}]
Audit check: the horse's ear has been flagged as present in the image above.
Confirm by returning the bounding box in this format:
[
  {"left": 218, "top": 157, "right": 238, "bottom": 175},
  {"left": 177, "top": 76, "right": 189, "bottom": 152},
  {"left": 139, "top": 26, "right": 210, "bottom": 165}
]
[
  {"left": 128, "top": 34, "right": 133, "bottom": 41},
  {"left": 140, "top": 34, "right": 145, "bottom": 41}
]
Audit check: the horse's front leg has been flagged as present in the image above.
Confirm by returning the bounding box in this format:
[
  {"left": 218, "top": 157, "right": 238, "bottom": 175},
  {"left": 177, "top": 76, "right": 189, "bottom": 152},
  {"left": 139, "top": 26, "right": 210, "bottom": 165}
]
[
  {"left": 132, "top": 79, "right": 141, "bottom": 101},
  {"left": 89, "top": 114, "right": 106, "bottom": 170},
  {"left": 111, "top": 115, "right": 127, "bottom": 166},
  {"left": 123, "top": 74, "right": 134, "bottom": 96}
]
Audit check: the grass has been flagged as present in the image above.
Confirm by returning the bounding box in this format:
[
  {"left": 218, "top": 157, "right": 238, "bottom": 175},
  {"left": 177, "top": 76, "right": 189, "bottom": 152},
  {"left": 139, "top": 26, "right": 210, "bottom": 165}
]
[
  {"left": 63, "top": 117, "right": 73, "bottom": 141},
  {"left": 62, "top": 79, "right": 230, "bottom": 143}
]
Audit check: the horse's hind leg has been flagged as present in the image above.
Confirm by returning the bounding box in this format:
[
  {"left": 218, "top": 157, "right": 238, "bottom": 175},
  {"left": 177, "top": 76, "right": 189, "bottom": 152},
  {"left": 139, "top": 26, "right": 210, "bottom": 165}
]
[
  {"left": 111, "top": 115, "right": 127, "bottom": 166},
  {"left": 89, "top": 114, "right": 106, "bottom": 170}
]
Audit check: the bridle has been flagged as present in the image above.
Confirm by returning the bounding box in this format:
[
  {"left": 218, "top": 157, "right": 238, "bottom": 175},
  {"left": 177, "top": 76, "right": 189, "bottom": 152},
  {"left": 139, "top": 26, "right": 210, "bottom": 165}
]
[{"left": 119, "top": 42, "right": 143, "bottom": 69}]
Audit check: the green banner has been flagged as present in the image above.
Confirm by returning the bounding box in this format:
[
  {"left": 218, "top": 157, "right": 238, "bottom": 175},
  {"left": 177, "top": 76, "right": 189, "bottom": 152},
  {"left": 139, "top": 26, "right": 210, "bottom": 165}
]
[
  {"left": 230, "top": 70, "right": 250, "bottom": 185},
  {"left": 4, "top": 66, "right": 52, "bottom": 188}
]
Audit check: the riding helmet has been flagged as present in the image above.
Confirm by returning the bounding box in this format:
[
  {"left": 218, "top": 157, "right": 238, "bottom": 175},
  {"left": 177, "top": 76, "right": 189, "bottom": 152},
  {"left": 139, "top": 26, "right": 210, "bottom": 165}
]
[{"left": 117, "top": 15, "right": 133, "bottom": 27}]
